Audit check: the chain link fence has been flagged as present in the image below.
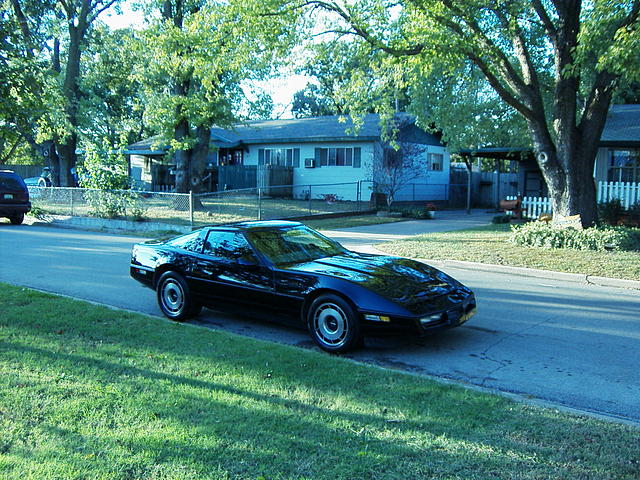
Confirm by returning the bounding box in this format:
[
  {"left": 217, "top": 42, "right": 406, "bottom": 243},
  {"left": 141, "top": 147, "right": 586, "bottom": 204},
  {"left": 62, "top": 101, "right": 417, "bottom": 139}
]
[
  {"left": 29, "top": 187, "right": 191, "bottom": 225},
  {"left": 28, "top": 181, "right": 372, "bottom": 227}
]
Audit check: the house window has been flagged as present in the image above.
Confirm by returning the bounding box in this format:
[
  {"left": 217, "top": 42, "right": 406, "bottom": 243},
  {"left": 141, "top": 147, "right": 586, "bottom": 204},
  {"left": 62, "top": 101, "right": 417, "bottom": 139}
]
[
  {"left": 258, "top": 148, "right": 300, "bottom": 167},
  {"left": 218, "top": 149, "right": 243, "bottom": 166},
  {"left": 608, "top": 150, "right": 640, "bottom": 183},
  {"left": 429, "top": 153, "right": 443, "bottom": 171},
  {"left": 314, "top": 147, "right": 361, "bottom": 167}
]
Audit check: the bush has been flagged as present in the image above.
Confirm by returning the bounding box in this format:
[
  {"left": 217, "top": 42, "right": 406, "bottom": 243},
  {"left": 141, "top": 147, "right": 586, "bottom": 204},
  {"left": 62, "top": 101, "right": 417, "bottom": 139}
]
[
  {"left": 510, "top": 221, "right": 640, "bottom": 251},
  {"left": 492, "top": 214, "right": 512, "bottom": 224},
  {"left": 598, "top": 199, "right": 625, "bottom": 226},
  {"left": 391, "top": 206, "right": 432, "bottom": 219},
  {"left": 27, "top": 203, "right": 48, "bottom": 220},
  {"left": 84, "top": 190, "right": 127, "bottom": 219}
]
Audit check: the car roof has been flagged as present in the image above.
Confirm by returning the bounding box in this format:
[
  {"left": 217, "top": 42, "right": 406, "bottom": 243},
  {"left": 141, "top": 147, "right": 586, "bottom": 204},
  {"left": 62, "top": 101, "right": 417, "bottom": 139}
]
[{"left": 207, "top": 220, "right": 303, "bottom": 231}]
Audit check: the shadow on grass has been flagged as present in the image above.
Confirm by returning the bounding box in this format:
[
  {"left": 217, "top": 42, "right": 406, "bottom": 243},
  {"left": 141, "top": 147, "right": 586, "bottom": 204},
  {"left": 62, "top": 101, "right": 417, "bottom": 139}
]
[
  {"left": 2, "top": 340, "right": 607, "bottom": 480},
  {"left": 2, "top": 287, "right": 639, "bottom": 479}
]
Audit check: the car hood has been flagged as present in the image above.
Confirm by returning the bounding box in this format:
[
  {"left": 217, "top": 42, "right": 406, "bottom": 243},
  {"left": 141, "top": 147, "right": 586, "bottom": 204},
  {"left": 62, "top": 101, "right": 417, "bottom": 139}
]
[{"left": 283, "top": 252, "right": 460, "bottom": 306}]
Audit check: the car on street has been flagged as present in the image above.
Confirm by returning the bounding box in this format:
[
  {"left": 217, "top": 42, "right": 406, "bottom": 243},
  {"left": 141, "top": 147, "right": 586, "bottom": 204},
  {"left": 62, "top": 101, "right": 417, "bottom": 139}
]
[
  {"left": 0, "top": 170, "right": 31, "bottom": 225},
  {"left": 130, "top": 221, "right": 477, "bottom": 352}
]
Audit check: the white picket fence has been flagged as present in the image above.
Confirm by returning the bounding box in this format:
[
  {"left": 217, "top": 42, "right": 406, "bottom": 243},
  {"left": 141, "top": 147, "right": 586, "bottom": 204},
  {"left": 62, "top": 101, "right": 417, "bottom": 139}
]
[
  {"left": 506, "top": 181, "right": 639, "bottom": 219},
  {"left": 598, "top": 181, "right": 640, "bottom": 208},
  {"left": 505, "top": 196, "right": 552, "bottom": 219}
]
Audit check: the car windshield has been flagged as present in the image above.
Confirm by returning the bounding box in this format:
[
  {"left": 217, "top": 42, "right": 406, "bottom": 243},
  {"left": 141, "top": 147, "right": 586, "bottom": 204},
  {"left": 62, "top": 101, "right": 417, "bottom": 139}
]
[{"left": 247, "top": 226, "right": 346, "bottom": 265}]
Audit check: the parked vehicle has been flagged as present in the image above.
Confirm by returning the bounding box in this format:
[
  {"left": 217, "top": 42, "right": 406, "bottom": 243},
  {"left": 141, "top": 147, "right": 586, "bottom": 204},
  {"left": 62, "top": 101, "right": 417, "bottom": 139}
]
[
  {"left": 0, "top": 170, "right": 31, "bottom": 225},
  {"left": 23, "top": 167, "right": 53, "bottom": 188},
  {"left": 130, "top": 221, "right": 477, "bottom": 353}
]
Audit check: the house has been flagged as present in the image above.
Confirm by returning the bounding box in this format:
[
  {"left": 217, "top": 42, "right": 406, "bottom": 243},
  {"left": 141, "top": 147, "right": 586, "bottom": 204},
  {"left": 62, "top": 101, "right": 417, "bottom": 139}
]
[
  {"left": 126, "top": 114, "right": 451, "bottom": 202},
  {"left": 460, "top": 104, "right": 640, "bottom": 200},
  {"left": 593, "top": 104, "right": 640, "bottom": 185}
]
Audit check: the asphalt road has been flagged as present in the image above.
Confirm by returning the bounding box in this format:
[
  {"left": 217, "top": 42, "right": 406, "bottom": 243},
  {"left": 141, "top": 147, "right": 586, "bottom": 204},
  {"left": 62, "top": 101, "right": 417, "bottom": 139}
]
[{"left": 1, "top": 223, "right": 639, "bottom": 423}]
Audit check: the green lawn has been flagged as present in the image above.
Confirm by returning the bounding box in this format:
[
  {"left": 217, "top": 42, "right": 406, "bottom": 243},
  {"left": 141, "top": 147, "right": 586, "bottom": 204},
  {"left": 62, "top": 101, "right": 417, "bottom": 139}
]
[
  {"left": 377, "top": 224, "right": 640, "bottom": 281},
  {"left": 305, "top": 214, "right": 407, "bottom": 230},
  {"left": 1, "top": 284, "right": 638, "bottom": 480}
]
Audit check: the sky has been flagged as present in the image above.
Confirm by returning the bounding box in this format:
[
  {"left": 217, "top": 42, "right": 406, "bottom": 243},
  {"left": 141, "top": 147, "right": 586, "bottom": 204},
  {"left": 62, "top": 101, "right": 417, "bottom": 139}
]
[{"left": 99, "top": 1, "right": 310, "bottom": 119}]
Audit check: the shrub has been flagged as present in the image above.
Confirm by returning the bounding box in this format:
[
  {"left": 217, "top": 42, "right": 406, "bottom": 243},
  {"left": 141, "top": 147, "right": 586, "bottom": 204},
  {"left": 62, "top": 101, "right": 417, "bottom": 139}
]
[
  {"left": 598, "top": 199, "right": 625, "bottom": 226},
  {"left": 84, "top": 190, "right": 127, "bottom": 219},
  {"left": 510, "top": 221, "right": 640, "bottom": 252},
  {"left": 390, "top": 206, "right": 432, "bottom": 219},
  {"left": 319, "top": 193, "right": 342, "bottom": 203},
  {"left": 27, "top": 203, "right": 48, "bottom": 220},
  {"left": 492, "top": 214, "right": 512, "bottom": 224}
]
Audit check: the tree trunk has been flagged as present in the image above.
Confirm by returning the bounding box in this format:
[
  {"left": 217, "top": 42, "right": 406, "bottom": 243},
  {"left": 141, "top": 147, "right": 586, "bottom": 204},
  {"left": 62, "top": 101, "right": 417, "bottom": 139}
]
[
  {"left": 173, "top": 117, "right": 190, "bottom": 193},
  {"left": 57, "top": 23, "right": 84, "bottom": 187},
  {"left": 189, "top": 125, "right": 210, "bottom": 193},
  {"left": 530, "top": 124, "right": 601, "bottom": 227}
]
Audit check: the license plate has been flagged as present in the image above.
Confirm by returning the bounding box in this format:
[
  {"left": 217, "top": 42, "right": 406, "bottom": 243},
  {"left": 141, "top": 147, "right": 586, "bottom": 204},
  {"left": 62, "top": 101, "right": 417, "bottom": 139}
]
[
  {"left": 460, "top": 308, "right": 477, "bottom": 323},
  {"left": 3, "top": 194, "right": 13, "bottom": 199}
]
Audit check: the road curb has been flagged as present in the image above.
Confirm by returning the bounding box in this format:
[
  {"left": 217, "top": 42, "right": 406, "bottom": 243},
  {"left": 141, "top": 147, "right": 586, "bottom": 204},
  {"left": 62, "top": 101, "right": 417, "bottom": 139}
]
[
  {"left": 422, "top": 258, "right": 640, "bottom": 291},
  {"left": 28, "top": 214, "right": 192, "bottom": 234}
]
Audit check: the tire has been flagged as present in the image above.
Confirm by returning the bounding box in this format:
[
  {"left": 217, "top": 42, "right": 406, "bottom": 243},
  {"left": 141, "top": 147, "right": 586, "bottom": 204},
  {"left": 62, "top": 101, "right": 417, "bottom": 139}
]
[
  {"left": 10, "top": 213, "right": 24, "bottom": 225},
  {"left": 307, "top": 294, "right": 362, "bottom": 353},
  {"left": 156, "top": 271, "right": 200, "bottom": 321}
]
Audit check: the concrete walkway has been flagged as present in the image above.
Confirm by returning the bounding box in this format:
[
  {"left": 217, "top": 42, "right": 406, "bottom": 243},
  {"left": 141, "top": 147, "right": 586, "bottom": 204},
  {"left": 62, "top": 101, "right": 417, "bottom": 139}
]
[{"left": 321, "top": 209, "right": 496, "bottom": 252}]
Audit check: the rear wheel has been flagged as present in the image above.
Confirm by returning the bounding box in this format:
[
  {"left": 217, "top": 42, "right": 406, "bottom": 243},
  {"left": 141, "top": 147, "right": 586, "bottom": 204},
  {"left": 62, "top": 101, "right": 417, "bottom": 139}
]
[
  {"left": 307, "top": 294, "right": 362, "bottom": 353},
  {"left": 156, "top": 271, "right": 200, "bottom": 321},
  {"left": 10, "top": 213, "right": 24, "bottom": 225}
]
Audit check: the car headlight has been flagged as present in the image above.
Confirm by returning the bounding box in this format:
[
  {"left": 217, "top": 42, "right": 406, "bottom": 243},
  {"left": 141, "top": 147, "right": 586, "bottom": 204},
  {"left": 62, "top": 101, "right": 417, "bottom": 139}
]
[{"left": 420, "top": 313, "right": 445, "bottom": 326}]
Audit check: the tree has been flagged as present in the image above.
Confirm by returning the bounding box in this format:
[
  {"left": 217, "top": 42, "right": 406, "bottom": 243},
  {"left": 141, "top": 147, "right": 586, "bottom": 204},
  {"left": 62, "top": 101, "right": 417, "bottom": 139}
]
[
  {"left": 3, "top": 0, "right": 122, "bottom": 185},
  {"left": 375, "top": 141, "right": 426, "bottom": 207},
  {"left": 291, "top": 40, "right": 408, "bottom": 118},
  {"left": 302, "top": 0, "right": 640, "bottom": 226},
  {"left": 1, "top": 0, "right": 64, "bottom": 167},
  {"left": 54, "top": 0, "right": 122, "bottom": 186},
  {"left": 79, "top": 26, "right": 148, "bottom": 149},
  {"left": 291, "top": 84, "right": 335, "bottom": 117},
  {"left": 138, "top": 0, "right": 298, "bottom": 193}
]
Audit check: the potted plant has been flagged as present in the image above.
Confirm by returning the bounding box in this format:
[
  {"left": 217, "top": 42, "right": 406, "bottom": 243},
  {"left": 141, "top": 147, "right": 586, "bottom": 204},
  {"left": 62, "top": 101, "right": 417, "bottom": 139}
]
[{"left": 424, "top": 203, "right": 437, "bottom": 219}]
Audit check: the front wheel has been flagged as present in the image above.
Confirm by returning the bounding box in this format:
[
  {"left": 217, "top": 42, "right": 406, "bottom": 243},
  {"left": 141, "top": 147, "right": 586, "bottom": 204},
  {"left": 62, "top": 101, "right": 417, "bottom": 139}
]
[
  {"left": 156, "top": 271, "right": 200, "bottom": 321},
  {"left": 307, "top": 294, "right": 362, "bottom": 353}
]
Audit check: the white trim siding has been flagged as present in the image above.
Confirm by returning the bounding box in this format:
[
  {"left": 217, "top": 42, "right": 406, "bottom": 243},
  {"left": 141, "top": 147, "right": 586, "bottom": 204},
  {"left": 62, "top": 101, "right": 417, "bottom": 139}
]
[{"left": 243, "top": 141, "right": 376, "bottom": 201}]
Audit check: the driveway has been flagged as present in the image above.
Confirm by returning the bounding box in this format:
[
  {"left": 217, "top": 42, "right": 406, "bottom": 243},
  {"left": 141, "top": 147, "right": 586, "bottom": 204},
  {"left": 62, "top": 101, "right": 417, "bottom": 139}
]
[{"left": 1, "top": 218, "right": 639, "bottom": 423}]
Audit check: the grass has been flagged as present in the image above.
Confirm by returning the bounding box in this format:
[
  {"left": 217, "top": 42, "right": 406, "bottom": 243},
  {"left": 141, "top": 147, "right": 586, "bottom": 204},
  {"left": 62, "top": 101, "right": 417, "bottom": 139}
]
[
  {"left": 1, "top": 284, "right": 639, "bottom": 480},
  {"left": 377, "top": 224, "right": 640, "bottom": 281},
  {"left": 305, "top": 215, "right": 407, "bottom": 230}
]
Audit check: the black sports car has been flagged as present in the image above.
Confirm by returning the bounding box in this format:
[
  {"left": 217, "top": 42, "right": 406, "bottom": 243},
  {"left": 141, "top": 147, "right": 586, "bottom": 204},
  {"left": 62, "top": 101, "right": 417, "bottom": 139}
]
[{"left": 130, "top": 221, "right": 476, "bottom": 353}]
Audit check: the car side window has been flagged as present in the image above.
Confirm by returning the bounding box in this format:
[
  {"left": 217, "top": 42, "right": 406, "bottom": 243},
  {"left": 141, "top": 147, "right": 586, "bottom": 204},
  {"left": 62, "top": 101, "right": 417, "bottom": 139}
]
[
  {"left": 203, "top": 231, "right": 254, "bottom": 261},
  {"left": 165, "top": 231, "right": 203, "bottom": 252}
]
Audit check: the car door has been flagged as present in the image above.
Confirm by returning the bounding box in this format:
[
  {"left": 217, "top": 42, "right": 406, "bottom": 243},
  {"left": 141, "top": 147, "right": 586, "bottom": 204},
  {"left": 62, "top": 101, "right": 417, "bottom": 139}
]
[{"left": 191, "top": 229, "right": 275, "bottom": 308}]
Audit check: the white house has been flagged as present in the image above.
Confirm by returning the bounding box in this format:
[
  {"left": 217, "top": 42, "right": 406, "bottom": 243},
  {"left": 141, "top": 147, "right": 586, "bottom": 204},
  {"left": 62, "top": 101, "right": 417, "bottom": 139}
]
[{"left": 127, "top": 114, "right": 452, "bottom": 202}]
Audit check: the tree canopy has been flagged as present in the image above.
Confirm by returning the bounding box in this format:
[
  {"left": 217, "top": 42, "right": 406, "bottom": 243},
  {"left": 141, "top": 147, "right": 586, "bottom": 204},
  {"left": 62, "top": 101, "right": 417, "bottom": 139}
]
[
  {"left": 2, "top": 0, "right": 640, "bottom": 216},
  {"left": 298, "top": 0, "right": 640, "bottom": 225}
]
